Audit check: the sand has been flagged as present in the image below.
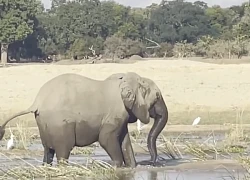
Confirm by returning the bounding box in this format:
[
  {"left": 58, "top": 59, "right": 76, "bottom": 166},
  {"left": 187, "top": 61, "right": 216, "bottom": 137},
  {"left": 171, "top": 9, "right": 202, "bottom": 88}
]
[{"left": 0, "top": 58, "right": 250, "bottom": 125}]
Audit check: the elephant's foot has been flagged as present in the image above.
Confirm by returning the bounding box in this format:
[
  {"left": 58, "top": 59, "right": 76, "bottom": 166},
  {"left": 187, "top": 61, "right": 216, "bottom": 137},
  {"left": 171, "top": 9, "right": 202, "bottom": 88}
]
[
  {"left": 138, "top": 160, "right": 159, "bottom": 166},
  {"left": 138, "top": 158, "right": 167, "bottom": 167},
  {"left": 110, "top": 160, "right": 124, "bottom": 168},
  {"left": 123, "top": 162, "right": 137, "bottom": 169},
  {"left": 43, "top": 147, "right": 55, "bottom": 166},
  {"left": 42, "top": 162, "right": 53, "bottom": 167}
]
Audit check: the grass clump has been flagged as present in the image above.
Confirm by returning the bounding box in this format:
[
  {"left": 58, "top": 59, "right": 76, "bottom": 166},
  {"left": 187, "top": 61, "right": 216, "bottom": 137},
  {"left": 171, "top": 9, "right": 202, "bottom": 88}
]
[
  {"left": 239, "top": 156, "right": 250, "bottom": 178},
  {"left": 159, "top": 134, "right": 183, "bottom": 160},
  {"left": 130, "top": 130, "right": 143, "bottom": 143},
  {"left": 223, "top": 108, "right": 248, "bottom": 154},
  {"left": 0, "top": 157, "right": 118, "bottom": 180},
  {"left": 224, "top": 145, "right": 246, "bottom": 154},
  {"left": 184, "top": 142, "right": 221, "bottom": 161},
  {"left": 14, "top": 120, "right": 34, "bottom": 150},
  {"left": 71, "top": 146, "right": 95, "bottom": 156}
]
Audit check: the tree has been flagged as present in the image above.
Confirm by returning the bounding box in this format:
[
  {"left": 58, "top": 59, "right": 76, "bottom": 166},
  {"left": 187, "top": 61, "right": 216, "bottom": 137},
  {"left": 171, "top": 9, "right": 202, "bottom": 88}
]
[
  {"left": 0, "top": 0, "right": 41, "bottom": 65},
  {"left": 147, "top": 0, "right": 215, "bottom": 44},
  {"left": 205, "top": 5, "right": 240, "bottom": 38},
  {"left": 69, "top": 36, "right": 104, "bottom": 59},
  {"left": 2, "top": 0, "right": 250, "bottom": 61}
]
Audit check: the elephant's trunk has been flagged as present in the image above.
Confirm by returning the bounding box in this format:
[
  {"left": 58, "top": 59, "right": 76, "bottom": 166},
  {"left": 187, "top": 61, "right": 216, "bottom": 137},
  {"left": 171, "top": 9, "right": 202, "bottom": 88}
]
[{"left": 147, "top": 97, "right": 168, "bottom": 164}]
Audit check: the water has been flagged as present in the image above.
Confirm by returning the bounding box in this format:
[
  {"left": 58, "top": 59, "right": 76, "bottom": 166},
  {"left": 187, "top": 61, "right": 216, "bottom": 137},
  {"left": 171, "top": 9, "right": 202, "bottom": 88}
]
[
  {"left": 0, "top": 132, "right": 248, "bottom": 179},
  {"left": 129, "top": 169, "right": 246, "bottom": 180}
]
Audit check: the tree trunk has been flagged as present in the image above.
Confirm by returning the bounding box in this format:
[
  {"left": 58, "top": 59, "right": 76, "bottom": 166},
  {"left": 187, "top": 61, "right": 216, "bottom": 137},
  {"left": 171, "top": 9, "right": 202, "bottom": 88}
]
[
  {"left": 16, "top": 47, "right": 20, "bottom": 63},
  {"left": 1, "top": 43, "right": 9, "bottom": 66}
]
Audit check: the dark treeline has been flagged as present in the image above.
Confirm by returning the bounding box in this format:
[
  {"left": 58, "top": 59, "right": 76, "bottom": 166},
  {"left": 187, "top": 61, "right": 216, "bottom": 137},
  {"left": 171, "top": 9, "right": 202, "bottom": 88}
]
[{"left": 1, "top": 0, "right": 250, "bottom": 63}]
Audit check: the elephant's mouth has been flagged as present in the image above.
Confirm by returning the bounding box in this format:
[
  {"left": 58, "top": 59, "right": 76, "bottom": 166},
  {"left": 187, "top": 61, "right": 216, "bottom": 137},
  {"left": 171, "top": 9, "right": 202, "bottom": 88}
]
[{"left": 148, "top": 104, "right": 157, "bottom": 118}]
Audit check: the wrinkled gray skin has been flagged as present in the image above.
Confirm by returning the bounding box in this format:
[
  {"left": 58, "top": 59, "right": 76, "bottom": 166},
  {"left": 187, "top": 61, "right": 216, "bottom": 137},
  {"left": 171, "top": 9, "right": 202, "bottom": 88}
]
[
  {"left": 106, "top": 73, "right": 168, "bottom": 166},
  {"left": 0, "top": 72, "right": 164, "bottom": 168}
]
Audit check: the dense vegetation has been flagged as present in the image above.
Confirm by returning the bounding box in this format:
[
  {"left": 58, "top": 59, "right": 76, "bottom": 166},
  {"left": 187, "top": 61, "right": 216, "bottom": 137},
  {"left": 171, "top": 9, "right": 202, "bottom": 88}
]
[{"left": 1, "top": 0, "right": 250, "bottom": 63}]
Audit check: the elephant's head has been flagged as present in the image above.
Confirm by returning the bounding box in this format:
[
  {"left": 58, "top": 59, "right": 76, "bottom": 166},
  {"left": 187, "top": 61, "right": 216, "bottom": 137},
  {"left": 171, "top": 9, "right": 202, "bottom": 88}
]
[
  {"left": 118, "top": 72, "right": 151, "bottom": 125},
  {"left": 106, "top": 72, "right": 168, "bottom": 165}
]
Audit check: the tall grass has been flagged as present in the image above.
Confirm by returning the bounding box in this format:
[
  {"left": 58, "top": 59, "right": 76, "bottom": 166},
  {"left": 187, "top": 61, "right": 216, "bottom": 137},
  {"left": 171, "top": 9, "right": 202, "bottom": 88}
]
[
  {"left": 0, "top": 154, "right": 118, "bottom": 180},
  {"left": 14, "top": 120, "right": 34, "bottom": 150}
]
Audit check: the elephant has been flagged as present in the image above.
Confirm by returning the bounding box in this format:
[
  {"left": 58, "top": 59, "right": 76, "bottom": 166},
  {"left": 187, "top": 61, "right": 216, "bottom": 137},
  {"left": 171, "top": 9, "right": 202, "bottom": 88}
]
[
  {"left": 105, "top": 73, "right": 168, "bottom": 166},
  {"left": 0, "top": 72, "right": 167, "bottom": 168}
]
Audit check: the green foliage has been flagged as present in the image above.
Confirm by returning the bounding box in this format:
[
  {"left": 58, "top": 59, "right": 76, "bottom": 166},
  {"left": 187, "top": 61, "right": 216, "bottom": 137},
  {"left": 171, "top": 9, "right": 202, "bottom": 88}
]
[
  {"left": 0, "top": 0, "right": 41, "bottom": 44},
  {"left": 116, "top": 22, "right": 140, "bottom": 40},
  {"left": 148, "top": 0, "right": 214, "bottom": 43},
  {"left": 69, "top": 36, "right": 104, "bottom": 59},
  {"left": 2, "top": 0, "right": 250, "bottom": 60}
]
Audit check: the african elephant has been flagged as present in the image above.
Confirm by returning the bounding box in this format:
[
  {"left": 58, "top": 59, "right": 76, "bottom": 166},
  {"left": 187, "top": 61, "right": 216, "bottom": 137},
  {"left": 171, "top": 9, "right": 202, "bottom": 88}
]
[
  {"left": 0, "top": 72, "right": 163, "bottom": 168},
  {"left": 106, "top": 73, "right": 168, "bottom": 166}
]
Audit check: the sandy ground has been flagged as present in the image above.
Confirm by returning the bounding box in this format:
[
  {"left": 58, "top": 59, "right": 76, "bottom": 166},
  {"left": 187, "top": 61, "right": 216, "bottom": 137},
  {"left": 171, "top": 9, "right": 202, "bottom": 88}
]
[{"left": 0, "top": 58, "right": 250, "bottom": 126}]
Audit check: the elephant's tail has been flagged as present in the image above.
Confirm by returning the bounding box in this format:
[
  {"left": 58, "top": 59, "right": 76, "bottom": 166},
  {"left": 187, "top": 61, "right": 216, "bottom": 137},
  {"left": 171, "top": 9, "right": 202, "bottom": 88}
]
[
  {"left": 0, "top": 103, "right": 38, "bottom": 140},
  {"left": 0, "top": 103, "right": 37, "bottom": 130}
]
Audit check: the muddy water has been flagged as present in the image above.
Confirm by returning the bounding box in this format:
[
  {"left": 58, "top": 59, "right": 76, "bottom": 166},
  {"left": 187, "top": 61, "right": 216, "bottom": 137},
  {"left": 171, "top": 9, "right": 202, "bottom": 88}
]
[{"left": 0, "top": 132, "right": 248, "bottom": 179}]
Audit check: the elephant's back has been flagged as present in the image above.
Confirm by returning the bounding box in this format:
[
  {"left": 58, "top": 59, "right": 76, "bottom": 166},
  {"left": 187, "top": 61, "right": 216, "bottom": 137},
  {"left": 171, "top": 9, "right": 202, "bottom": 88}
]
[
  {"left": 35, "top": 73, "right": 102, "bottom": 111},
  {"left": 46, "top": 73, "right": 99, "bottom": 85}
]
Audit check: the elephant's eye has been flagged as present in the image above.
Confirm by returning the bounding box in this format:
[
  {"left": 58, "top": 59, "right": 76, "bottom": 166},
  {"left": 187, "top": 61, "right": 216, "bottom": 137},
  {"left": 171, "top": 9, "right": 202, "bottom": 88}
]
[{"left": 156, "top": 92, "right": 161, "bottom": 99}]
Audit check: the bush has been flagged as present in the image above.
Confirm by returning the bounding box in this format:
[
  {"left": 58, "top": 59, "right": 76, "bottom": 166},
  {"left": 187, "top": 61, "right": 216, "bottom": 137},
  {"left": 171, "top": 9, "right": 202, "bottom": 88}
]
[
  {"left": 155, "top": 42, "right": 173, "bottom": 57},
  {"left": 173, "top": 40, "right": 194, "bottom": 58},
  {"left": 104, "top": 35, "right": 145, "bottom": 59},
  {"left": 193, "top": 35, "right": 250, "bottom": 59}
]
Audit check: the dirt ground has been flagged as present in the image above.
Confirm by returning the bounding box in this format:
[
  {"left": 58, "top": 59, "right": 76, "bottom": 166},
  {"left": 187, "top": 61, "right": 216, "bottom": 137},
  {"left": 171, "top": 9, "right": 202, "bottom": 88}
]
[{"left": 1, "top": 58, "right": 250, "bottom": 127}]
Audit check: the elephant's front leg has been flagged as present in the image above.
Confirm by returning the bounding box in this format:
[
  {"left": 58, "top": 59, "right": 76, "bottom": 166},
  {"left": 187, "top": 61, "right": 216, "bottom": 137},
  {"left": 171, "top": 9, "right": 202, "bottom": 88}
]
[
  {"left": 120, "top": 126, "right": 136, "bottom": 168},
  {"left": 99, "top": 124, "right": 124, "bottom": 167}
]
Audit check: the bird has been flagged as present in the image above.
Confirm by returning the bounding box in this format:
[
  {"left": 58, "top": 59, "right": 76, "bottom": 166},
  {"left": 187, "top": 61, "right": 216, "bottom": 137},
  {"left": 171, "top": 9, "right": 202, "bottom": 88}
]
[
  {"left": 7, "top": 127, "right": 15, "bottom": 150},
  {"left": 192, "top": 117, "right": 201, "bottom": 126},
  {"left": 137, "top": 120, "right": 141, "bottom": 132},
  {"left": 137, "top": 120, "right": 149, "bottom": 133}
]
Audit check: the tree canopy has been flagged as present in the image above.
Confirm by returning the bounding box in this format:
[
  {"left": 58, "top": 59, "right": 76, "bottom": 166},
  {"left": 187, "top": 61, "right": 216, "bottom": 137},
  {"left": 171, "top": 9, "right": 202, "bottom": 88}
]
[{"left": 1, "top": 0, "right": 250, "bottom": 63}]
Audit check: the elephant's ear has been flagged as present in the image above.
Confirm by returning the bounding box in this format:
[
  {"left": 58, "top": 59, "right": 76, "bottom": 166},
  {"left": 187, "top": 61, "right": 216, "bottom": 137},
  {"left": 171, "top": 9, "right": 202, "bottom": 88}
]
[{"left": 119, "top": 73, "right": 150, "bottom": 124}]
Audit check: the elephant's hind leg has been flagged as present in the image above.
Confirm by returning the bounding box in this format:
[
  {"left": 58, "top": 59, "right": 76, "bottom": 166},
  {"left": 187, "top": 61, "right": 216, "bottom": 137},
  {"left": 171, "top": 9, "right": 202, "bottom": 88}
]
[
  {"left": 36, "top": 114, "right": 55, "bottom": 166},
  {"left": 43, "top": 147, "right": 55, "bottom": 165},
  {"left": 53, "top": 126, "right": 75, "bottom": 165},
  {"left": 36, "top": 112, "right": 76, "bottom": 166},
  {"left": 98, "top": 124, "right": 124, "bottom": 167}
]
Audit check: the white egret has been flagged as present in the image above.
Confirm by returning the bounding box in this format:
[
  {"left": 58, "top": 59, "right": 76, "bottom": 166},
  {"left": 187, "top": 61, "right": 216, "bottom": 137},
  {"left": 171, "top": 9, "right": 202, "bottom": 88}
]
[
  {"left": 192, "top": 117, "right": 201, "bottom": 126},
  {"left": 137, "top": 120, "right": 141, "bottom": 132},
  {"left": 137, "top": 120, "right": 149, "bottom": 132},
  {"left": 7, "top": 127, "right": 15, "bottom": 150}
]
